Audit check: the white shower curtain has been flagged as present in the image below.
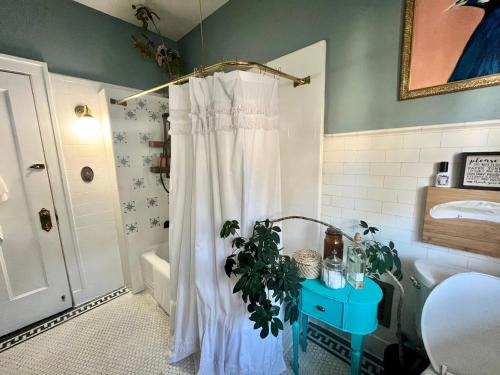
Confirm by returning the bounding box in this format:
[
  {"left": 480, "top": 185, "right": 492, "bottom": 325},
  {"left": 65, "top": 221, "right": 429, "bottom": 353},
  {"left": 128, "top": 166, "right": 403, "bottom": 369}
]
[{"left": 168, "top": 71, "right": 286, "bottom": 375}]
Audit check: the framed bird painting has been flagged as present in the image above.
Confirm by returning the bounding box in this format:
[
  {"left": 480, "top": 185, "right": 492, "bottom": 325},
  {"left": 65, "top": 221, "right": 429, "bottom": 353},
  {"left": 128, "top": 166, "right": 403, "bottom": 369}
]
[{"left": 400, "top": 0, "right": 500, "bottom": 99}]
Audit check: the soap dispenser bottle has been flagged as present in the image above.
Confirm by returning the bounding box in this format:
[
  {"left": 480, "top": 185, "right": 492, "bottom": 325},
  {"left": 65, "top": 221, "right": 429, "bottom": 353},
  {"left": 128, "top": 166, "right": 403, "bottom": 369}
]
[
  {"left": 346, "top": 233, "right": 366, "bottom": 289},
  {"left": 435, "top": 161, "right": 450, "bottom": 188}
]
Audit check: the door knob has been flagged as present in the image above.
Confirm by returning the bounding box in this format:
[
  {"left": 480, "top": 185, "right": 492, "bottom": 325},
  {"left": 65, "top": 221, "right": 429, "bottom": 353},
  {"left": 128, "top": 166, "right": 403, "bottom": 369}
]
[{"left": 29, "top": 163, "right": 45, "bottom": 170}]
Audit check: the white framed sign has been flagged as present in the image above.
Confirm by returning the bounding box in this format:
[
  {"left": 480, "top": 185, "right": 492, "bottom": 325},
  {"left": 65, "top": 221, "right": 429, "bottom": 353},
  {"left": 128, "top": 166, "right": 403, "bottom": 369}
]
[{"left": 459, "top": 152, "right": 500, "bottom": 191}]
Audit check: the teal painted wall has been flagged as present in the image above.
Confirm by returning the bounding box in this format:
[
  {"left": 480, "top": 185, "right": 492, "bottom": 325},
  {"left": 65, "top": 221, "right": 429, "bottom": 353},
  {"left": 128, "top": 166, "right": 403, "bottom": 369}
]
[
  {"left": 178, "top": 0, "right": 500, "bottom": 133},
  {"left": 0, "top": 0, "right": 177, "bottom": 90}
]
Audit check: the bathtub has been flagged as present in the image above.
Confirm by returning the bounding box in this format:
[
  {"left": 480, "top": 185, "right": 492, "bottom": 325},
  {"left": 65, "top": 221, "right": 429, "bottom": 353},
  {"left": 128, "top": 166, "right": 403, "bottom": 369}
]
[
  {"left": 141, "top": 248, "right": 295, "bottom": 353},
  {"left": 140, "top": 250, "right": 172, "bottom": 315}
]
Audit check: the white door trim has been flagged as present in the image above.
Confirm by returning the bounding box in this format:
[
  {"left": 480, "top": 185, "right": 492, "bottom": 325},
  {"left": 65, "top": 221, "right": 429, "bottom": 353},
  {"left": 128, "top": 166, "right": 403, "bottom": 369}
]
[{"left": 0, "top": 54, "right": 79, "bottom": 303}]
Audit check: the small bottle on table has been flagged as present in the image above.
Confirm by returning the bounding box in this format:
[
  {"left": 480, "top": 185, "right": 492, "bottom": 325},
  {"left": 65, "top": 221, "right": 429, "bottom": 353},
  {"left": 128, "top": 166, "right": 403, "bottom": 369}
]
[{"left": 346, "top": 233, "right": 366, "bottom": 289}]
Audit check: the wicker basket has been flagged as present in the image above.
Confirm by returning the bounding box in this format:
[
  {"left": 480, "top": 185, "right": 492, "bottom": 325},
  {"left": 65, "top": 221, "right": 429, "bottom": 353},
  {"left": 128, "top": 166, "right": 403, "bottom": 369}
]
[{"left": 292, "top": 249, "right": 322, "bottom": 279}]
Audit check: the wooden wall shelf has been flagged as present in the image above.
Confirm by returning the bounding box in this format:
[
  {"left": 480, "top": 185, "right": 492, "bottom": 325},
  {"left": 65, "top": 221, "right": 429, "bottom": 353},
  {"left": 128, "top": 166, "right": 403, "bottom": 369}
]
[
  {"left": 422, "top": 187, "right": 500, "bottom": 258},
  {"left": 150, "top": 166, "right": 169, "bottom": 176},
  {"left": 149, "top": 141, "right": 165, "bottom": 148}
]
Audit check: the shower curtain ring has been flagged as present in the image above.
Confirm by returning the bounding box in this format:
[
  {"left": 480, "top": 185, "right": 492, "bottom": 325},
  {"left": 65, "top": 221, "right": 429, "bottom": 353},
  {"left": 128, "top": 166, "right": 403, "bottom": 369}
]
[{"left": 277, "top": 67, "right": 282, "bottom": 80}]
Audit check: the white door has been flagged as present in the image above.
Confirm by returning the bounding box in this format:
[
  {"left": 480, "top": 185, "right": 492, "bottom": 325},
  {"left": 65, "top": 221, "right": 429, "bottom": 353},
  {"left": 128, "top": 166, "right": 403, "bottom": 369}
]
[{"left": 0, "top": 71, "right": 72, "bottom": 336}]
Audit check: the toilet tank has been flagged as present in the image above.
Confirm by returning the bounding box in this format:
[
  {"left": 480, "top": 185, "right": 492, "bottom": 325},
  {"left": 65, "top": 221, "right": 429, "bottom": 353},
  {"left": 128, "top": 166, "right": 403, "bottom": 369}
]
[{"left": 412, "top": 259, "right": 466, "bottom": 339}]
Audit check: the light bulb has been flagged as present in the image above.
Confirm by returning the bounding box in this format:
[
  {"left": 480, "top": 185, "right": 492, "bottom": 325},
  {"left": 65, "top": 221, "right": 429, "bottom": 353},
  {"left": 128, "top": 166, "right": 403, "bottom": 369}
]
[{"left": 74, "top": 105, "right": 100, "bottom": 139}]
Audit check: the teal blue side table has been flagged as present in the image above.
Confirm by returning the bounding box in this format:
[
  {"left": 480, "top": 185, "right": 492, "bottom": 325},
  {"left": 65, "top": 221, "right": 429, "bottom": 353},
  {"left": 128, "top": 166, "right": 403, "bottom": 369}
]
[{"left": 292, "top": 278, "right": 382, "bottom": 375}]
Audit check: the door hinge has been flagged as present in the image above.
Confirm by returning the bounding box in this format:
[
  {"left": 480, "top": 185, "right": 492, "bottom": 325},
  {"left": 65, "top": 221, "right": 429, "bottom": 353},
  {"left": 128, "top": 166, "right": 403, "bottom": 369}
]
[{"left": 55, "top": 209, "right": 59, "bottom": 223}]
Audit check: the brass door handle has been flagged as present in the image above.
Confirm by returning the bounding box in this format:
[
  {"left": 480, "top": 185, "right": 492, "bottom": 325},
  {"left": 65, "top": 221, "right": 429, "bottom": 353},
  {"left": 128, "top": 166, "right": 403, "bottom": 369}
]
[
  {"left": 29, "top": 164, "right": 45, "bottom": 170},
  {"left": 39, "top": 208, "right": 53, "bottom": 232}
]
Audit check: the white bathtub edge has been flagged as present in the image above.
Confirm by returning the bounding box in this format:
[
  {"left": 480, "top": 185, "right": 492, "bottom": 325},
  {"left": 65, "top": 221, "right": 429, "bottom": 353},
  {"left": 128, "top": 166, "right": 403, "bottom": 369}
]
[{"left": 141, "top": 251, "right": 171, "bottom": 316}]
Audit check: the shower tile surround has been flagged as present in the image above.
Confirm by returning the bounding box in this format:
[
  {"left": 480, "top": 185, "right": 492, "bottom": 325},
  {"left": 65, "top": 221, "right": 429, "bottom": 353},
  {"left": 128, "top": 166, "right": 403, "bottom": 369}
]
[
  {"left": 321, "top": 120, "right": 500, "bottom": 354},
  {"left": 107, "top": 91, "right": 170, "bottom": 266},
  {"left": 49, "top": 73, "right": 169, "bottom": 298}
]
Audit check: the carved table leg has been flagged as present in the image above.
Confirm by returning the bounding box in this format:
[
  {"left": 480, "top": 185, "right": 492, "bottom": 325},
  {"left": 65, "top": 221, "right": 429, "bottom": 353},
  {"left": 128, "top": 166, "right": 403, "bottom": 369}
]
[
  {"left": 350, "top": 334, "right": 365, "bottom": 375},
  {"left": 301, "top": 313, "right": 309, "bottom": 352},
  {"left": 293, "top": 320, "right": 299, "bottom": 375}
]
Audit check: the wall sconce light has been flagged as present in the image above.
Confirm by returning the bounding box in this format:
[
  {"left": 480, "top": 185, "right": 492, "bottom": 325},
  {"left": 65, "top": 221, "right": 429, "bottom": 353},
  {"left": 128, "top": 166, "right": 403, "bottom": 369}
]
[{"left": 74, "top": 105, "right": 99, "bottom": 137}]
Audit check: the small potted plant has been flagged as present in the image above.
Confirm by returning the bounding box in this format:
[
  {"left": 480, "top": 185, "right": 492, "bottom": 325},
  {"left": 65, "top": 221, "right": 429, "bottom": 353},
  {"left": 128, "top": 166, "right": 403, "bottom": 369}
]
[{"left": 130, "top": 4, "right": 181, "bottom": 80}]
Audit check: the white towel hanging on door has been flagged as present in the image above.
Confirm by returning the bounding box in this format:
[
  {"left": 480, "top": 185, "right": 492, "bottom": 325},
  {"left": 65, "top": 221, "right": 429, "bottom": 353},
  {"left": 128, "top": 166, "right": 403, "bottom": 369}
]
[{"left": 0, "top": 176, "right": 8, "bottom": 203}]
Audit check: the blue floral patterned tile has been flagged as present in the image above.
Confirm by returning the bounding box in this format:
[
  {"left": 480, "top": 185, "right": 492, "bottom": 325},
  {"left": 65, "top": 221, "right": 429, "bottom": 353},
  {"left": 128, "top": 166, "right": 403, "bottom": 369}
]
[
  {"left": 149, "top": 216, "right": 161, "bottom": 228},
  {"left": 123, "top": 108, "right": 137, "bottom": 120},
  {"left": 139, "top": 132, "right": 151, "bottom": 144},
  {"left": 148, "top": 111, "right": 160, "bottom": 122},
  {"left": 136, "top": 99, "right": 147, "bottom": 111},
  {"left": 132, "top": 178, "right": 145, "bottom": 189},
  {"left": 113, "top": 131, "right": 127, "bottom": 144},
  {"left": 122, "top": 200, "right": 136, "bottom": 213},
  {"left": 146, "top": 197, "right": 158, "bottom": 208},
  {"left": 116, "top": 155, "right": 130, "bottom": 168},
  {"left": 142, "top": 155, "right": 153, "bottom": 167},
  {"left": 159, "top": 102, "right": 168, "bottom": 113},
  {"left": 125, "top": 222, "right": 138, "bottom": 234}
]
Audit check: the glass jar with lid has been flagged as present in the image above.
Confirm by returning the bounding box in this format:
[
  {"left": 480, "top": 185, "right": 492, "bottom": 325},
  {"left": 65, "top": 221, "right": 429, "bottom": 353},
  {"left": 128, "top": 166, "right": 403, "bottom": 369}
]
[
  {"left": 322, "top": 252, "right": 346, "bottom": 289},
  {"left": 323, "top": 227, "right": 344, "bottom": 260}
]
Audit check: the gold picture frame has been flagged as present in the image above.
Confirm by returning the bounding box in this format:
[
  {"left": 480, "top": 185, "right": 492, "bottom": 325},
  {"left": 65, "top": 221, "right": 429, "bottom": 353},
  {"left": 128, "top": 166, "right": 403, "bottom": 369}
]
[{"left": 400, "top": 0, "right": 500, "bottom": 100}]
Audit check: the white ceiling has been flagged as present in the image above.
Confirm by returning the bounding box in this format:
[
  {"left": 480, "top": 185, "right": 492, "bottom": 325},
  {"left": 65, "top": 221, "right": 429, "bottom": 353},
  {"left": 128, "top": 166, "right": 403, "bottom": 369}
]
[{"left": 75, "top": 0, "right": 228, "bottom": 41}]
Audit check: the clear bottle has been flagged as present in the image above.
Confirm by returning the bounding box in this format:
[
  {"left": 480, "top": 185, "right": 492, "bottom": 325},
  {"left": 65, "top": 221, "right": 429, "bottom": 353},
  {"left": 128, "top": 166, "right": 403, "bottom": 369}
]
[{"left": 346, "top": 233, "right": 366, "bottom": 289}]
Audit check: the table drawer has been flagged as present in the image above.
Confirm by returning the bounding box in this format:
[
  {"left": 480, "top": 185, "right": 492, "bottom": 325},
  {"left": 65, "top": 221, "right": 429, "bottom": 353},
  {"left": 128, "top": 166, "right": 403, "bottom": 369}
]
[{"left": 301, "top": 288, "right": 343, "bottom": 328}]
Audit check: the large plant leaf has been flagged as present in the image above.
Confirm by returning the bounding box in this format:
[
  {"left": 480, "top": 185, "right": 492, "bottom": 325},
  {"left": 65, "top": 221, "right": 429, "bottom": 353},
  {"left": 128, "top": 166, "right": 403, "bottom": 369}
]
[
  {"left": 270, "top": 322, "right": 279, "bottom": 337},
  {"left": 232, "top": 237, "right": 245, "bottom": 249},
  {"left": 224, "top": 256, "right": 236, "bottom": 277},
  {"left": 260, "top": 323, "right": 269, "bottom": 338},
  {"left": 220, "top": 220, "right": 240, "bottom": 238}
]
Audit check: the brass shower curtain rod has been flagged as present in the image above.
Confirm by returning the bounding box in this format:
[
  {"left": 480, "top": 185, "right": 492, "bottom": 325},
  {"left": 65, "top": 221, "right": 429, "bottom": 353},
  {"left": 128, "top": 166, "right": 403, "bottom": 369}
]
[{"left": 110, "top": 60, "right": 311, "bottom": 106}]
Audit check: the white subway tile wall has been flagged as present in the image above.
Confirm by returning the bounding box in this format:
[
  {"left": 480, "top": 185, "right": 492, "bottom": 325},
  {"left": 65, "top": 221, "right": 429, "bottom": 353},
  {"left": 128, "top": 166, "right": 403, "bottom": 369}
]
[
  {"left": 51, "top": 76, "right": 125, "bottom": 304},
  {"left": 322, "top": 123, "right": 500, "bottom": 355},
  {"left": 322, "top": 123, "right": 500, "bottom": 278}
]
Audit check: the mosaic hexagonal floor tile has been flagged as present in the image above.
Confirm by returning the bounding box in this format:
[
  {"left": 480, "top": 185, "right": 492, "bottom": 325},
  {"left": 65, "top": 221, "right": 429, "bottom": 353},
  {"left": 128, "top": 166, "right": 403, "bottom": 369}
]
[{"left": 0, "top": 290, "right": 383, "bottom": 375}]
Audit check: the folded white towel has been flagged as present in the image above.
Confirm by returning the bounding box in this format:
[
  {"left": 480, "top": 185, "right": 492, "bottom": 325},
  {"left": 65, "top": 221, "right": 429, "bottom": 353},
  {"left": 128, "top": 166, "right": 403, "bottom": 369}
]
[{"left": 0, "top": 176, "right": 8, "bottom": 203}]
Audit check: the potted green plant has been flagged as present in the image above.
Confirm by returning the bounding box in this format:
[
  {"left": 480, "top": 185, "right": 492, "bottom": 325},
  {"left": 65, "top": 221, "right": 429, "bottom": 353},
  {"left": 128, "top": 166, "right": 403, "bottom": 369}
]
[
  {"left": 220, "top": 219, "right": 301, "bottom": 338},
  {"left": 219, "top": 215, "right": 356, "bottom": 338},
  {"left": 219, "top": 215, "right": 405, "bottom": 368}
]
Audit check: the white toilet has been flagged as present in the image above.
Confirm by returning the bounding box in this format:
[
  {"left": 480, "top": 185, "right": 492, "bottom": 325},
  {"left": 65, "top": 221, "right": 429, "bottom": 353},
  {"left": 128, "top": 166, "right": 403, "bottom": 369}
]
[{"left": 413, "top": 260, "right": 500, "bottom": 375}]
